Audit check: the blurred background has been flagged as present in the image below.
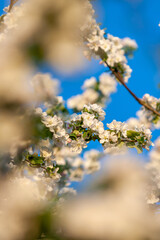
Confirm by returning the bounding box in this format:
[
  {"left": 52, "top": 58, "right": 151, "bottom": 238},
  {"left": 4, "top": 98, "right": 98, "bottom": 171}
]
[
  {"left": 0, "top": 3, "right": 160, "bottom": 240},
  {"left": 0, "top": 0, "right": 160, "bottom": 157}
]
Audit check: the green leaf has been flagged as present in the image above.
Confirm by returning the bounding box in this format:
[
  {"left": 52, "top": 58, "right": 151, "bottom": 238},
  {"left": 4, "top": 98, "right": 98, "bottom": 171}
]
[
  {"left": 117, "top": 142, "right": 125, "bottom": 148},
  {"left": 92, "top": 134, "right": 99, "bottom": 141},
  {"left": 117, "top": 132, "right": 121, "bottom": 138},
  {"left": 30, "top": 159, "right": 44, "bottom": 165},
  {"left": 46, "top": 167, "right": 55, "bottom": 174},
  {"left": 83, "top": 130, "right": 92, "bottom": 140},
  {"left": 56, "top": 163, "right": 70, "bottom": 174},
  {"left": 135, "top": 145, "right": 143, "bottom": 154},
  {"left": 46, "top": 108, "right": 54, "bottom": 116},
  {"left": 27, "top": 154, "right": 45, "bottom": 166},
  {"left": 156, "top": 102, "right": 160, "bottom": 112},
  {"left": 126, "top": 143, "right": 143, "bottom": 154},
  {"left": 126, "top": 142, "right": 135, "bottom": 147},
  {"left": 137, "top": 136, "right": 144, "bottom": 144},
  {"left": 69, "top": 133, "right": 77, "bottom": 140},
  {"left": 127, "top": 130, "right": 140, "bottom": 139},
  {"left": 83, "top": 107, "right": 88, "bottom": 113},
  {"left": 73, "top": 130, "right": 80, "bottom": 135},
  {"left": 152, "top": 115, "right": 159, "bottom": 124},
  {"left": 75, "top": 120, "right": 83, "bottom": 127},
  {"left": 32, "top": 115, "right": 53, "bottom": 142},
  {"left": 94, "top": 82, "right": 99, "bottom": 91}
]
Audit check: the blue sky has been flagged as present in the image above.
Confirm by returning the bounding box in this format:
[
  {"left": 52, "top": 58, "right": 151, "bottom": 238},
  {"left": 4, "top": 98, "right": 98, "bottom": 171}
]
[
  {"left": 59, "top": 0, "right": 160, "bottom": 143},
  {"left": 0, "top": 0, "right": 160, "bottom": 154},
  {"left": 60, "top": 0, "right": 160, "bottom": 152}
]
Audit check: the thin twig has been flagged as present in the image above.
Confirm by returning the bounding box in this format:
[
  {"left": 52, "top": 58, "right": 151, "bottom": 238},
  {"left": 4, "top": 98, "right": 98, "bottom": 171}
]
[{"left": 105, "top": 63, "right": 160, "bottom": 117}]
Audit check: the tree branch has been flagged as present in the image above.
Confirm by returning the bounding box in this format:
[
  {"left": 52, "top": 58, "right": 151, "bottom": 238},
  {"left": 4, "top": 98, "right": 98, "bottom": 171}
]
[
  {"left": 8, "top": 0, "right": 18, "bottom": 12},
  {"left": 106, "top": 63, "right": 160, "bottom": 117}
]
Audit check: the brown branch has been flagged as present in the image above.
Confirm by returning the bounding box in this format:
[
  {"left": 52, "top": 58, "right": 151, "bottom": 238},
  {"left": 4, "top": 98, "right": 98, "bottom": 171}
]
[
  {"left": 8, "top": 0, "right": 18, "bottom": 12},
  {"left": 106, "top": 63, "right": 160, "bottom": 117}
]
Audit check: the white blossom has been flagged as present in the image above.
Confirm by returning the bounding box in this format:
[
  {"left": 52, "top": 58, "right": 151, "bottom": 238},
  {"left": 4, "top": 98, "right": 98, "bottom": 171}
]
[
  {"left": 84, "top": 103, "right": 106, "bottom": 121},
  {"left": 82, "top": 77, "right": 97, "bottom": 89},
  {"left": 70, "top": 138, "right": 87, "bottom": 154},
  {"left": 136, "top": 94, "right": 160, "bottom": 129},
  {"left": 121, "top": 37, "right": 138, "bottom": 50},
  {"left": 99, "top": 73, "right": 117, "bottom": 96},
  {"left": 107, "top": 120, "right": 128, "bottom": 137},
  {"left": 31, "top": 73, "right": 59, "bottom": 101},
  {"left": 84, "top": 149, "right": 101, "bottom": 173}
]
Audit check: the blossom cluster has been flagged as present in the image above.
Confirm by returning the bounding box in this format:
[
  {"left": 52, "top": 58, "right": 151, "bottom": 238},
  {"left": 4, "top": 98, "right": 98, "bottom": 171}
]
[
  {"left": 137, "top": 94, "right": 160, "bottom": 129},
  {"left": 83, "top": 6, "right": 137, "bottom": 83},
  {"left": 21, "top": 104, "right": 104, "bottom": 187},
  {"left": 8, "top": 101, "right": 152, "bottom": 196},
  {"left": 127, "top": 94, "right": 160, "bottom": 131},
  {"left": 36, "top": 109, "right": 69, "bottom": 148},
  {"left": 67, "top": 72, "right": 117, "bottom": 111},
  {"left": 67, "top": 104, "right": 153, "bottom": 155},
  {"left": 100, "top": 120, "right": 152, "bottom": 153},
  {"left": 88, "top": 33, "right": 134, "bottom": 82}
]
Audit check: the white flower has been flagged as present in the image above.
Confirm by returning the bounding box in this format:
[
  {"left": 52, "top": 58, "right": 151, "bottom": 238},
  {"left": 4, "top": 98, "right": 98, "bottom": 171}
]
[
  {"left": 144, "top": 128, "right": 152, "bottom": 139},
  {"left": 84, "top": 104, "right": 106, "bottom": 121},
  {"left": 127, "top": 117, "right": 142, "bottom": 129},
  {"left": 82, "top": 112, "right": 95, "bottom": 128},
  {"left": 84, "top": 160, "right": 100, "bottom": 174},
  {"left": 84, "top": 149, "right": 100, "bottom": 161},
  {"left": 109, "top": 132, "right": 118, "bottom": 142},
  {"left": 143, "top": 94, "right": 158, "bottom": 109},
  {"left": 87, "top": 35, "right": 101, "bottom": 51},
  {"left": 122, "top": 37, "right": 138, "bottom": 50},
  {"left": 99, "top": 39, "right": 111, "bottom": 52},
  {"left": 67, "top": 95, "right": 86, "bottom": 111},
  {"left": 136, "top": 94, "right": 160, "bottom": 129},
  {"left": 35, "top": 107, "right": 43, "bottom": 115},
  {"left": 70, "top": 167, "right": 84, "bottom": 182},
  {"left": 92, "top": 119, "right": 104, "bottom": 134},
  {"left": 123, "top": 64, "right": 132, "bottom": 83},
  {"left": 70, "top": 138, "right": 87, "bottom": 154},
  {"left": 82, "top": 77, "right": 96, "bottom": 89},
  {"left": 72, "top": 157, "right": 83, "bottom": 168},
  {"left": 40, "top": 147, "right": 52, "bottom": 159},
  {"left": 42, "top": 115, "right": 63, "bottom": 129},
  {"left": 70, "top": 114, "right": 82, "bottom": 122},
  {"left": 107, "top": 120, "right": 128, "bottom": 137},
  {"left": 99, "top": 72, "right": 117, "bottom": 96},
  {"left": 84, "top": 149, "right": 101, "bottom": 174},
  {"left": 67, "top": 89, "right": 99, "bottom": 111},
  {"left": 31, "top": 73, "right": 59, "bottom": 101},
  {"left": 54, "top": 126, "right": 66, "bottom": 138},
  {"left": 107, "top": 34, "right": 123, "bottom": 48},
  {"left": 99, "top": 130, "right": 110, "bottom": 144},
  {"left": 99, "top": 130, "right": 118, "bottom": 144},
  {"left": 83, "top": 89, "right": 99, "bottom": 103}
]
